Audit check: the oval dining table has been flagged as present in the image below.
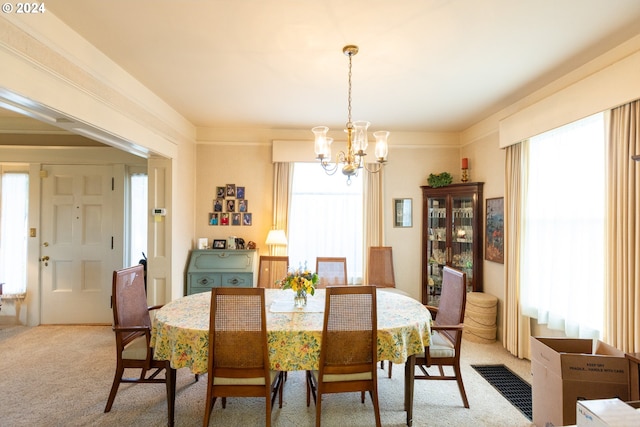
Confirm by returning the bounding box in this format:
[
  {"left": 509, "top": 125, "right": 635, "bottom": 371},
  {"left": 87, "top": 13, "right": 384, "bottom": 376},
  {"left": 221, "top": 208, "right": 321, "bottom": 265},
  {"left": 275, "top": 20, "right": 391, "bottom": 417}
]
[{"left": 150, "top": 287, "right": 432, "bottom": 426}]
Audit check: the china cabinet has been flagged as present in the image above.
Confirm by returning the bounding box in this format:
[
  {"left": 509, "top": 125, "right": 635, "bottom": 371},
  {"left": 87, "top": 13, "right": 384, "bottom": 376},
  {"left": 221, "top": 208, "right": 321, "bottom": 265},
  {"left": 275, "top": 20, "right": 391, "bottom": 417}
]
[{"left": 421, "top": 182, "right": 483, "bottom": 305}]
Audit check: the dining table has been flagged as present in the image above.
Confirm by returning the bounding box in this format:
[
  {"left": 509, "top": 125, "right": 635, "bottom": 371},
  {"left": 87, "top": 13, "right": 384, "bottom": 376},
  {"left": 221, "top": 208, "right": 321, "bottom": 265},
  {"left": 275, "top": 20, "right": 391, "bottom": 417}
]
[{"left": 150, "top": 287, "right": 432, "bottom": 426}]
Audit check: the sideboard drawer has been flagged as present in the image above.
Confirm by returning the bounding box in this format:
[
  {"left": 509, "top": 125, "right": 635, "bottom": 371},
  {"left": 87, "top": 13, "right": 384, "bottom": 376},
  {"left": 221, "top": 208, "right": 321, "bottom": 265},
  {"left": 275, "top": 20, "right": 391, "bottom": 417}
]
[
  {"left": 189, "top": 273, "right": 222, "bottom": 290},
  {"left": 219, "top": 273, "right": 253, "bottom": 288}
]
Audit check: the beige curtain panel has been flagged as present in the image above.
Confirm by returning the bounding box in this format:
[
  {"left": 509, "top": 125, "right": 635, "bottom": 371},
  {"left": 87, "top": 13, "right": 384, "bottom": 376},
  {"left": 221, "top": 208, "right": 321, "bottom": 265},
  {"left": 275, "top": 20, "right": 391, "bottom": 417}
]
[{"left": 605, "top": 100, "right": 640, "bottom": 352}]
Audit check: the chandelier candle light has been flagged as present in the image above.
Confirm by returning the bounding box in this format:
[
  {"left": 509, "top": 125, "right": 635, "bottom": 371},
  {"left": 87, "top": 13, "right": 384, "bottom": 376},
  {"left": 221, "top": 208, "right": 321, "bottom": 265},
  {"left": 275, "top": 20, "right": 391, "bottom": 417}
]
[{"left": 313, "top": 45, "right": 389, "bottom": 184}]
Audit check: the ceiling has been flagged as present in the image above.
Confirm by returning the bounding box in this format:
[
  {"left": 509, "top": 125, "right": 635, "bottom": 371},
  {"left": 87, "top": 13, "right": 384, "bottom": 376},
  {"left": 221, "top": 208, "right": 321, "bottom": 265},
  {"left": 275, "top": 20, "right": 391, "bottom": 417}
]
[{"left": 4, "top": 0, "right": 640, "bottom": 141}]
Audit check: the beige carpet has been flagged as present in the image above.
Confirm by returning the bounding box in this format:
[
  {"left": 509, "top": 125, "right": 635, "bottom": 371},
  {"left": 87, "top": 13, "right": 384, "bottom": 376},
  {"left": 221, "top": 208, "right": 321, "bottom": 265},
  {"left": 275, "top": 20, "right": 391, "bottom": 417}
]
[{"left": 0, "top": 325, "right": 534, "bottom": 427}]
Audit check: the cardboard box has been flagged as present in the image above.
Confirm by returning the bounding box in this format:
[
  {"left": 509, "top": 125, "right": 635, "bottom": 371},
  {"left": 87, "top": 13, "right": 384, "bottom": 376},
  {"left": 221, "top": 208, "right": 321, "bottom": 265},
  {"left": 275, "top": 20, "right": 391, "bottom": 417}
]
[
  {"left": 531, "top": 337, "right": 630, "bottom": 427},
  {"left": 577, "top": 398, "right": 640, "bottom": 426}
]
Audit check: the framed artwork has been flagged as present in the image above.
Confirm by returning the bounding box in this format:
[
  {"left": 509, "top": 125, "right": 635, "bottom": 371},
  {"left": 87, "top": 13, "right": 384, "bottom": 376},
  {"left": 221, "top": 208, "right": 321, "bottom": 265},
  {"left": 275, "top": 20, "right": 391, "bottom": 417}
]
[
  {"left": 393, "top": 198, "right": 413, "bottom": 228},
  {"left": 208, "top": 212, "right": 219, "bottom": 225},
  {"left": 214, "top": 199, "right": 223, "bottom": 212},
  {"left": 485, "top": 197, "right": 504, "bottom": 263},
  {"left": 238, "top": 199, "right": 248, "bottom": 212},
  {"left": 226, "top": 199, "right": 235, "bottom": 212},
  {"left": 236, "top": 186, "right": 245, "bottom": 199},
  {"left": 220, "top": 213, "right": 229, "bottom": 225},
  {"left": 242, "top": 213, "right": 252, "bottom": 226},
  {"left": 212, "top": 239, "right": 227, "bottom": 249},
  {"left": 216, "top": 186, "right": 225, "bottom": 198},
  {"left": 226, "top": 184, "right": 236, "bottom": 197},
  {"left": 232, "top": 213, "right": 241, "bottom": 226}
]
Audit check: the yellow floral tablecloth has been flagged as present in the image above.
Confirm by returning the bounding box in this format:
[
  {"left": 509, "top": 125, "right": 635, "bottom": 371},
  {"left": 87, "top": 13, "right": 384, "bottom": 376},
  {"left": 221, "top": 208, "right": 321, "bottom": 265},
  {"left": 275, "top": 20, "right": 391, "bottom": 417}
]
[{"left": 150, "top": 288, "right": 431, "bottom": 374}]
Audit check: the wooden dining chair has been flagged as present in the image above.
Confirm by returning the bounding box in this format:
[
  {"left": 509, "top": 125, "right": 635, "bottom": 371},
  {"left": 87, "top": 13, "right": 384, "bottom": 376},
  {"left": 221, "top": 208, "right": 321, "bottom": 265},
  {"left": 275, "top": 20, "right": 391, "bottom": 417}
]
[
  {"left": 414, "top": 265, "right": 469, "bottom": 408},
  {"left": 105, "top": 265, "right": 177, "bottom": 426},
  {"left": 315, "top": 257, "right": 348, "bottom": 288},
  {"left": 306, "top": 285, "right": 381, "bottom": 427},
  {"left": 367, "top": 246, "right": 395, "bottom": 288},
  {"left": 203, "top": 287, "right": 283, "bottom": 427},
  {"left": 257, "top": 255, "right": 289, "bottom": 288}
]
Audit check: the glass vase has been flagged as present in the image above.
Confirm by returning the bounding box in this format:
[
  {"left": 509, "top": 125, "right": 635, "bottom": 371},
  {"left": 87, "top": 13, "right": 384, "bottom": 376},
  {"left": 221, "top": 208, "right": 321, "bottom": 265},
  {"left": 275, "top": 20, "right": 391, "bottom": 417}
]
[{"left": 294, "top": 289, "right": 307, "bottom": 308}]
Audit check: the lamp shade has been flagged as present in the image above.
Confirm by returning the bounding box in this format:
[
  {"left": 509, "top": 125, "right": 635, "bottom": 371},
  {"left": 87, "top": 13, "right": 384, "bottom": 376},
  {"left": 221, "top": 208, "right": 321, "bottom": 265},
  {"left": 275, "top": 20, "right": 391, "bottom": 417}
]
[{"left": 266, "top": 229, "right": 287, "bottom": 246}]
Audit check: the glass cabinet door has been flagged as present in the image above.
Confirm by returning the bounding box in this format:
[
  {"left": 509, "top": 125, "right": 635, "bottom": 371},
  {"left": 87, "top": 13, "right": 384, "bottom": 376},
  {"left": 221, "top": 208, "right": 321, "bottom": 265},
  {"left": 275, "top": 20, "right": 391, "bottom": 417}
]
[
  {"left": 426, "top": 196, "right": 447, "bottom": 305},
  {"left": 450, "top": 194, "right": 474, "bottom": 293}
]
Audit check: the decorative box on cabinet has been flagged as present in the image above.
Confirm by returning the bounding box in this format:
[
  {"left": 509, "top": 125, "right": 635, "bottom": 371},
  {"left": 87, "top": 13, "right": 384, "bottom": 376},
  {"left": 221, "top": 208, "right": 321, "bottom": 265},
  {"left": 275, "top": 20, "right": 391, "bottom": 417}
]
[
  {"left": 186, "top": 249, "right": 258, "bottom": 295},
  {"left": 421, "top": 182, "right": 483, "bottom": 306}
]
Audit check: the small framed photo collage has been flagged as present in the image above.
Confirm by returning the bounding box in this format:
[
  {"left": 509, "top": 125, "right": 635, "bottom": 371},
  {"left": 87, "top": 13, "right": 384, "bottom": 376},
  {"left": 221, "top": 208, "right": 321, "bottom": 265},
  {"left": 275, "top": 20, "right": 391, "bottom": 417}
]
[{"left": 209, "top": 184, "right": 252, "bottom": 226}]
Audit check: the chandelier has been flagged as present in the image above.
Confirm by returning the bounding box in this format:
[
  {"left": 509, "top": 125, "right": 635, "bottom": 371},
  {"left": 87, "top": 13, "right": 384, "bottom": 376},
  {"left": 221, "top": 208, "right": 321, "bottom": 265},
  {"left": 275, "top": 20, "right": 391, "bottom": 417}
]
[{"left": 312, "top": 45, "right": 389, "bottom": 184}]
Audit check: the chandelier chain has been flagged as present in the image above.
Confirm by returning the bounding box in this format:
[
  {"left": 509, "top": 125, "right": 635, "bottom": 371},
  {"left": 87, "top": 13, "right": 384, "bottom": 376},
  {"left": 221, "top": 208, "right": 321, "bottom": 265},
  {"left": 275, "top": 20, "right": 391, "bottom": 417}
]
[{"left": 347, "top": 52, "right": 353, "bottom": 127}]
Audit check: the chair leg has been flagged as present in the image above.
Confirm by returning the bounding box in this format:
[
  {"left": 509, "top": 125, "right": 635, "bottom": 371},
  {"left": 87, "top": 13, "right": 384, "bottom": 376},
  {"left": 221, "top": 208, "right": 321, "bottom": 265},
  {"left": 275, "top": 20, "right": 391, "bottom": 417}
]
[
  {"left": 265, "top": 391, "right": 272, "bottom": 427},
  {"left": 371, "top": 386, "right": 382, "bottom": 427},
  {"left": 315, "top": 385, "right": 322, "bottom": 427},
  {"left": 454, "top": 364, "right": 470, "bottom": 408},
  {"left": 166, "top": 366, "right": 176, "bottom": 427},
  {"left": 104, "top": 364, "right": 124, "bottom": 412},
  {"left": 203, "top": 377, "right": 214, "bottom": 427},
  {"left": 388, "top": 362, "right": 393, "bottom": 378},
  {"left": 306, "top": 370, "right": 317, "bottom": 407},
  {"left": 279, "top": 372, "right": 284, "bottom": 408}
]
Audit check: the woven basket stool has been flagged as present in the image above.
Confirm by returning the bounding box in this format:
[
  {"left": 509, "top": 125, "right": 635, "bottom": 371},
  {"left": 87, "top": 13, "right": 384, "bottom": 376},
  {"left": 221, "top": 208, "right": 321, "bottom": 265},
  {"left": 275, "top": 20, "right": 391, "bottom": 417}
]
[{"left": 463, "top": 292, "right": 497, "bottom": 344}]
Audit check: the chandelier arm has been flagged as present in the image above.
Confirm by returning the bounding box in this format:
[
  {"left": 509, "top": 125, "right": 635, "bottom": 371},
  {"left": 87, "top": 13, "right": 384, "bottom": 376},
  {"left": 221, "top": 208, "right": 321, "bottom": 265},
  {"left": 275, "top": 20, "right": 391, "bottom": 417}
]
[
  {"left": 362, "top": 161, "right": 385, "bottom": 174},
  {"left": 319, "top": 159, "right": 339, "bottom": 175}
]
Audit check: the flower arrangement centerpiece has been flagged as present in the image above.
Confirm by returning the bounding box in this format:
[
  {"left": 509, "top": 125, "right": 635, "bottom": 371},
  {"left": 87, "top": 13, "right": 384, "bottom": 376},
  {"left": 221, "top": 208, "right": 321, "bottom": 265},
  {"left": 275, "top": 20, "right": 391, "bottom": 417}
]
[{"left": 277, "top": 263, "right": 319, "bottom": 308}]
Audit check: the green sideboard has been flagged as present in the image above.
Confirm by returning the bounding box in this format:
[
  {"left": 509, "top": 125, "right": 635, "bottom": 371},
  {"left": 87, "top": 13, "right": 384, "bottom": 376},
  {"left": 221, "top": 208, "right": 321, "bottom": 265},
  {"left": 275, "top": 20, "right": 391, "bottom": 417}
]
[{"left": 186, "top": 249, "right": 258, "bottom": 295}]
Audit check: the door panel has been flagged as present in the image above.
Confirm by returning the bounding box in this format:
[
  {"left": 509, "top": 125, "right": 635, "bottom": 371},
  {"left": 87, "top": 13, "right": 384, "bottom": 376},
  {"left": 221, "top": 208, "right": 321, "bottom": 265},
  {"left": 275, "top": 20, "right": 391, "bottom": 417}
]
[{"left": 41, "top": 165, "right": 115, "bottom": 324}]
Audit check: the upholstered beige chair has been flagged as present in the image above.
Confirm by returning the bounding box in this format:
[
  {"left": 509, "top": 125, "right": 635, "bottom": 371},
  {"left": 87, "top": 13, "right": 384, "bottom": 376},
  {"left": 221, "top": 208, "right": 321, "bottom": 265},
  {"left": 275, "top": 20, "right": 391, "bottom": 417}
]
[
  {"left": 415, "top": 266, "right": 469, "bottom": 408},
  {"left": 203, "top": 287, "right": 282, "bottom": 427},
  {"left": 306, "top": 285, "right": 381, "bottom": 427},
  {"left": 105, "top": 265, "right": 176, "bottom": 425}
]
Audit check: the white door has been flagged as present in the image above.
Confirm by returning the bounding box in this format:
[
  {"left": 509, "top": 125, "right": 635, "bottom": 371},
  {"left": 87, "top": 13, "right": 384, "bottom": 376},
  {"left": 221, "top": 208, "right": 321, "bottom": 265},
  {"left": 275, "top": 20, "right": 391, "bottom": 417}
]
[{"left": 40, "top": 165, "right": 116, "bottom": 324}]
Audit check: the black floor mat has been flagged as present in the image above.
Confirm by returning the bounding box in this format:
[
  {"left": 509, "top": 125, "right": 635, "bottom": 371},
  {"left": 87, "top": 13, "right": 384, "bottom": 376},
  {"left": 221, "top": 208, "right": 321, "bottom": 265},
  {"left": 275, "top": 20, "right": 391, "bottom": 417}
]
[{"left": 472, "top": 364, "right": 532, "bottom": 421}]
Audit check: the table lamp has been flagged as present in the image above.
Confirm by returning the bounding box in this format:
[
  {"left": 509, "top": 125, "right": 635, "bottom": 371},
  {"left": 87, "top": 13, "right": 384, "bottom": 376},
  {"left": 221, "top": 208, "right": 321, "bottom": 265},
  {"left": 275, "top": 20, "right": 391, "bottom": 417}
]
[{"left": 266, "top": 229, "right": 287, "bottom": 255}]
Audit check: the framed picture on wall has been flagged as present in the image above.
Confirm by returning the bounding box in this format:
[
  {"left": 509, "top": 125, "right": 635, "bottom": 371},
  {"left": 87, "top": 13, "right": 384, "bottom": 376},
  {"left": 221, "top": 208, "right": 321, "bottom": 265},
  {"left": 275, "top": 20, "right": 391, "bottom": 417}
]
[
  {"left": 393, "top": 198, "right": 412, "bottom": 228},
  {"left": 216, "top": 186, "right": 226, "bottom": 198},
  {"left": 236, "top": 186, "right": 245, "bottom": 199},
  {"left": 232, "top": 213, "right": 241, "bottom": 226},
  {"left": 209, "top": 212, "right": 219, "bottom": 225},
  {"left": 485, "top": 197, "right": 504, "bottom": 263},
  {"left": 243, "top": 213, "right": 252, "bottom": 226}
]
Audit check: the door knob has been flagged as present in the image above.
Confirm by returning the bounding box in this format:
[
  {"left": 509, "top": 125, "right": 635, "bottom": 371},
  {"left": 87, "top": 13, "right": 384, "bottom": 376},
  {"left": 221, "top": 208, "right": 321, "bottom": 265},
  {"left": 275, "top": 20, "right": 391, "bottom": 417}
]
[{"left": 41, "top": 255, "right": 49, "bottom": 266}]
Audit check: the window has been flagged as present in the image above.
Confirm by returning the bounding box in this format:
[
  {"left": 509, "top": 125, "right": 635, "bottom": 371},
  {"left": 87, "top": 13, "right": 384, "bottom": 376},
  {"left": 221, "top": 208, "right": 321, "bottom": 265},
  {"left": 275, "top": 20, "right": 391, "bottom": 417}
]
[
  {"left": 127, "top": 171, "right": 147, "bottom": 267},
  {"left": 0, "top": 171, "right": 29, "bottom": 295},
  {"left": 288, "top": 163, "right": 363, "bottom": 283},
  {"left": 520, "top": 112, "right": 605, "bottom": 338}
]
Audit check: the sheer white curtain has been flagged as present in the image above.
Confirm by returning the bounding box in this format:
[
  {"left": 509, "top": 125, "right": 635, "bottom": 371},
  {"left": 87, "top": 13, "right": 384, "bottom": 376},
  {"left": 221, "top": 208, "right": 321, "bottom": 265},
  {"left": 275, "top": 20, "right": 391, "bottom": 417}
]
[
  {"left": 0, "top": 172, "right": 29, "bottom": 295},
  {"left": 288, "top": 163, "right": 363, "bottom": 283},
  {"left": 520, "top": 113, "right": 605, "bottom": 338}
]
